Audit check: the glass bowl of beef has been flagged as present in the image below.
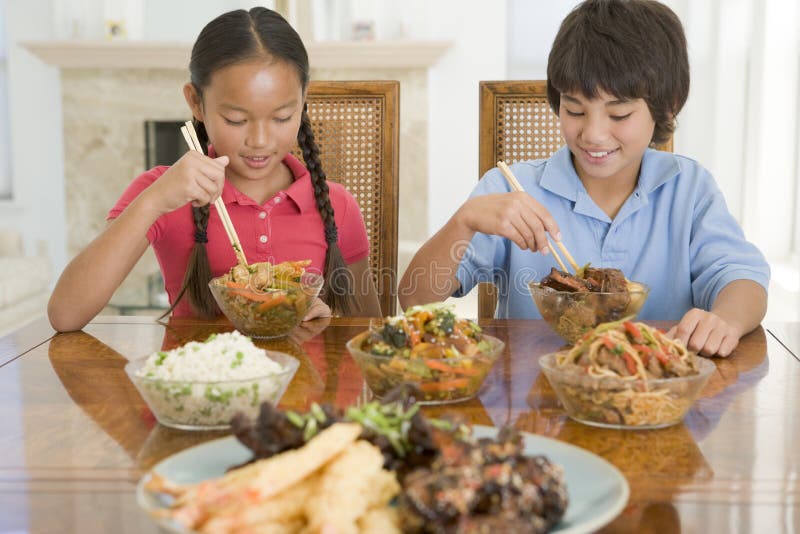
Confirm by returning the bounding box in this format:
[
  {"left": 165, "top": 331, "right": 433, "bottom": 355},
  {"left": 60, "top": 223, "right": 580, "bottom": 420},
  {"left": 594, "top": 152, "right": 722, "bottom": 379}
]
[
  {"left": 346, "top": 303, "right": 505, "bottom": 404},
  {"left": 209, "top": 260, "right": 324, "bottom": 339},
  {"left": 529, "top": 266, "right": 650, "bottom": 344}
]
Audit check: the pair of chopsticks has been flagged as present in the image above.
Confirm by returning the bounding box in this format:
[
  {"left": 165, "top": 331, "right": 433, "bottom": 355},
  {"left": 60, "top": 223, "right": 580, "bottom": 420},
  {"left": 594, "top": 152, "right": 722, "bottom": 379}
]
[
  {"left": 496, "top": 160, "right": 580, "bottom": 274},
  {"left": 180, "top": 121, "right": 249, "bottom": 268}
]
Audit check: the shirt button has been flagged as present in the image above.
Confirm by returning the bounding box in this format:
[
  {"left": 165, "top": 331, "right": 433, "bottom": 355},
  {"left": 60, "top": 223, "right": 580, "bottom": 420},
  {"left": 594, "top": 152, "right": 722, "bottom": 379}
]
[
  {"left": 274, "top": 197, "right": 282, "bottom": 204},
  {"left": 259, "top": 211, "right": 267, "bottom": 219},
  {"left": 259, "top": 235, "right": 268, "bottom": 244}
]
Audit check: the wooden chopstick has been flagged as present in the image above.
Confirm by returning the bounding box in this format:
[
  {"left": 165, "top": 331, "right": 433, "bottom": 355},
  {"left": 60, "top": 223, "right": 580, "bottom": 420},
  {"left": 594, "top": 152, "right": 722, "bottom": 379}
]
[
  {"left": 545, "top": 237, "right": 569, "bottom": 273},
  {"left": 180, "top": 122, "right": 248, "bottom": 267},
  {"left": 554, "top": 241, "right": 579, "bottom": 273},
  {"left": 496, "top": 160, "right": 576, "bottom": 274}
]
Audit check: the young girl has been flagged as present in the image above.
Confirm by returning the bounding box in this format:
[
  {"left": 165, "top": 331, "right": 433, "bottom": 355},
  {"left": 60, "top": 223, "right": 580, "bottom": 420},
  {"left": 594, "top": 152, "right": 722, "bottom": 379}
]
[
  {"left": 48, "top": 7, "right": 381, "bottom": 332},
  {"left": 399, "top": 0, "right": 769, "bottom": 357}
]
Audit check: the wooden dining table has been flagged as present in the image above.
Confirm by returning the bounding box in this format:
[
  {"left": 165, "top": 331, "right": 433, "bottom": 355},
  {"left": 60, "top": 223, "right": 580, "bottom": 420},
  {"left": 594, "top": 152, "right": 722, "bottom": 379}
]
[{"left": 0, "top": 314, "right": 798, "bottom": 533}]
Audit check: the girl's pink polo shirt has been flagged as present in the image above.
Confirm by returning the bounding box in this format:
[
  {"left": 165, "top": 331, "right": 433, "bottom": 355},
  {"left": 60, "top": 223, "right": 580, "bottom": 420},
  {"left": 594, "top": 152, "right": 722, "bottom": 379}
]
[{"left": 108, "top": 154, "right": 370, "bottom": 317}]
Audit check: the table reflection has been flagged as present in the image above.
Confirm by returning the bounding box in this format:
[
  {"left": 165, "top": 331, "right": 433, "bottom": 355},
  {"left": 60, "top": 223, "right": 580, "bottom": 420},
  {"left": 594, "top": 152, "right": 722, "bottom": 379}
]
[
  {"left": 47, "top": 321, "right": 339, "bottom": 470},
  {"left": 48, "top": 331, "right": 152, "bottom": 460}
]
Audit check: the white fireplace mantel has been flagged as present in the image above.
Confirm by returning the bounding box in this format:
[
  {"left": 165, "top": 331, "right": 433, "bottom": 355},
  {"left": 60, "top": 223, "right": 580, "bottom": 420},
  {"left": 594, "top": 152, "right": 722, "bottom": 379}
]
[{"left": 21, "top": 40, "right": 451, "bottom": 70}]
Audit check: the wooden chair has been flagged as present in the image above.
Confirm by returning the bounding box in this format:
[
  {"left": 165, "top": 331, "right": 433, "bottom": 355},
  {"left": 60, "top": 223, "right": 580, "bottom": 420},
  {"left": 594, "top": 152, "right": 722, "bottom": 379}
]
[
  {"left": 477, "top": 80, "right": 672, "bottom": 318},
  {"left": 293, "top": 81, "right": 399, "bottom": 315}
]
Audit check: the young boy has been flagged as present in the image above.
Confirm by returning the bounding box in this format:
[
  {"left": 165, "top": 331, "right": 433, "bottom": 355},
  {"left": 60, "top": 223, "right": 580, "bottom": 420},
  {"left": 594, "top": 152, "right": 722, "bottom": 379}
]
[{"left": 398, "top": 0, "right": 769, "bottom": 357}]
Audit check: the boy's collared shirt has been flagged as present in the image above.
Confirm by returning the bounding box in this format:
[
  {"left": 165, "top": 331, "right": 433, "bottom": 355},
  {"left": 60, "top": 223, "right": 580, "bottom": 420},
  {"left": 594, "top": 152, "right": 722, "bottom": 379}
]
[{"left": 454, "top": 146, "right": 770, "bottom": 320}]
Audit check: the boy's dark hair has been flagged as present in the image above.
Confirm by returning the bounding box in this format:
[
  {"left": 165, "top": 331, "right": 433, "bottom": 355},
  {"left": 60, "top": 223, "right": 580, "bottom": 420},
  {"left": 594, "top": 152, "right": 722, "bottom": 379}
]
[
  {"left": 166, "top": 7, "right": 356, "bottom": 318},
  {"left": 546, "top": 0, "right": 689, "bottom": 145}
]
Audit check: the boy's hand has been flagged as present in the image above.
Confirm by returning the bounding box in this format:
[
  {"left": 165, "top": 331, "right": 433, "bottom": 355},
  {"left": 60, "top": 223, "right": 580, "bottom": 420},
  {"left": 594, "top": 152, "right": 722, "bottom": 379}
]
[
  {"left": 143, "top": 152, "right": 229, "bottom": 215},
  {"left": 667, "top": 308, "right": 743, "bottom": 357},
  {"left": 457, "top": 192, "right": 561, "bottom": 253}
]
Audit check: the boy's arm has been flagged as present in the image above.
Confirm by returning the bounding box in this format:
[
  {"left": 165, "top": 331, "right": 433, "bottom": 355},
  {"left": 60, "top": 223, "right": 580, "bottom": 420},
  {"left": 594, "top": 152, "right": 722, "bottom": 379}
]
[
  {"left": 711, "top": 279, "right": 768, "bottom": 334},
  {"left": 398, "top": 209, "right": 475, "bottom": 309},
  {"left": 668, "top": 279, "right": 767, "bottom": 357},
  {"left": 398, "top": 190, "right": 561, "bottom": 310}
]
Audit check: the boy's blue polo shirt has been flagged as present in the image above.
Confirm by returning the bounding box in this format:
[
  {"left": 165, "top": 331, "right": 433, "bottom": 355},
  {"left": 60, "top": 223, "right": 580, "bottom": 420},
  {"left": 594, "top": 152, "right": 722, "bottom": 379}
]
[{"left": 454, "top": 146, "right": 770, "bottom": 320}]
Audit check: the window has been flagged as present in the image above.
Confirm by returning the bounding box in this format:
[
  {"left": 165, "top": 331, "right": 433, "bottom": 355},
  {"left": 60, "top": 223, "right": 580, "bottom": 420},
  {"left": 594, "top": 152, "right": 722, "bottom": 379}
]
[{"left": 0, "top": 1, "right": 11, "bottom": 199}]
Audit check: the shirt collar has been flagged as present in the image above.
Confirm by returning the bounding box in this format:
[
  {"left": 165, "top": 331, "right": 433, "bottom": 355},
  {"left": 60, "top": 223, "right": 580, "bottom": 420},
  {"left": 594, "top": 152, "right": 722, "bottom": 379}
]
[
  {"left": 282, "top": 154, "right": 314, "bottom": 213},
  {"left": 637, "top": 148, "right": 681, "bottom": 194},
  {"left": 539, "top": 145, "right": 583, "bottom": 201},
  {"left": 539, "top": 145, "right": 681, "bottom": 199},
  {"left": 217, "top": 152, "right": 314, "bottom": 212}
]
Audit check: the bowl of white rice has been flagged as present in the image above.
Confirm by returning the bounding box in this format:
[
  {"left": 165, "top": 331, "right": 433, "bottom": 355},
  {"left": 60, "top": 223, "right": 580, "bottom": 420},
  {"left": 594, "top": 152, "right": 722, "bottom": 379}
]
[{"left": 125, "top": 331, "right": 299, "bottom": 430}]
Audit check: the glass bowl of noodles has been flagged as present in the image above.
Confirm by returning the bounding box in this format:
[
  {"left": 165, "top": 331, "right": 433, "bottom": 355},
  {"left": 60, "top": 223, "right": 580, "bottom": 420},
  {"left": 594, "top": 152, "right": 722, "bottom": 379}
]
[
  {"left": 209, "top": 260, "right": 324, "bottom": 339},
  {"left": 529, "top": 266, "right": 650, "bottom": 343},
  {"left": 538, "top": 319, "right": 715, "bottom": 429}
]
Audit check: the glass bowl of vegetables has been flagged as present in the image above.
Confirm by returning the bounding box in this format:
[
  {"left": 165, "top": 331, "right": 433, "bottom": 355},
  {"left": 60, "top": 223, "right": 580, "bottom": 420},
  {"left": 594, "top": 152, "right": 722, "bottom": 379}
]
[
  {"left": 346, "top": 303, "right": 505, "bottom": 405},
  {"left": 209, "top": 260, "right": 323, "bottom": 339}
]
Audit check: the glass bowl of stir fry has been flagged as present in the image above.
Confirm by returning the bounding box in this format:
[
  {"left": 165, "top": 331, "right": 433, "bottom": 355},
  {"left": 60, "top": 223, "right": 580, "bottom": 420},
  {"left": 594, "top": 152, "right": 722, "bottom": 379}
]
[
  {"left": 539, "top": 318, "right": 715, "bottom": 429},
  {"left": 346, "top": 303, "right": 505, "bottom": 405},
  {"left": 529, "top": 267, "right": 650, "bottom": 343},
  {"left": 209, "top": 260, "right": 323, "bottom": 339}
]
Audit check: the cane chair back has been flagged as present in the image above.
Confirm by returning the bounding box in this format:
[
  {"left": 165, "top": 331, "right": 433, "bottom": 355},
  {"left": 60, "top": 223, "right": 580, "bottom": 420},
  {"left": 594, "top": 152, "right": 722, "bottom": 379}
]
[
  {"left": 293, "top": 81, "right": 399, "bottom": 315},
  {"left": 477, "top": 80, "right": 672, "bottom": 318}
]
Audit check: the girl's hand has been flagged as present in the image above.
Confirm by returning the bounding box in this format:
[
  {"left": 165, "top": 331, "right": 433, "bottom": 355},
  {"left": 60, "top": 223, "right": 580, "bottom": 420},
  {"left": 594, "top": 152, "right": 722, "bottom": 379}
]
[
  {"left": 143, "top": 152, "right": 229, "bottom": 215},
  {"left": 667, "top": 308, "right": 743, "bottom": 357},
  {"left": 290, "top": 298, "right": 332, "bottom": 343},
  {"left": 303, "top": 297, "right": 332, "bottom": 321},
  {"left": 457, "top": 192, "right": 561, "bottom": 253}
]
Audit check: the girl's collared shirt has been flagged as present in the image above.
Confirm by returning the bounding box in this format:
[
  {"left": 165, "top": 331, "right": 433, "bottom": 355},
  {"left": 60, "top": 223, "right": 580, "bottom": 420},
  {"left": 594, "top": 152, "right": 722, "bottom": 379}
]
[
  {"left": 454, "top": 146, "right": 770, "bottom": 320},
  {"left": 109, "top": 154, "right": 369, "bottom": 317}
]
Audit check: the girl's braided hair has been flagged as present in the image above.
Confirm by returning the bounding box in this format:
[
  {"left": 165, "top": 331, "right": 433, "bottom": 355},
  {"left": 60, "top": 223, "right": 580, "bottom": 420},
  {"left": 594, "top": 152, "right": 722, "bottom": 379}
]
[{"left": 164, "top": 7, "right": 356, "bottom": 318}]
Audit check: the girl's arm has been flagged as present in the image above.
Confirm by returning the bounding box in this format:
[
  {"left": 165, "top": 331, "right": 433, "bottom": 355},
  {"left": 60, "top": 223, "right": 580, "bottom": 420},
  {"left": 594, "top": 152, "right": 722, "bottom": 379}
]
[
  {"left": 667, "top": 280, "right": 767, "bottom": 357},
  {"left": 47, "top": 201, "right": 155, "bottom": 332},
  {"left": 398, "top": 191, "right": 560, "bottom": 310},
  {"left": 48, "top": 152, "right": 228, "bottom": 332}
]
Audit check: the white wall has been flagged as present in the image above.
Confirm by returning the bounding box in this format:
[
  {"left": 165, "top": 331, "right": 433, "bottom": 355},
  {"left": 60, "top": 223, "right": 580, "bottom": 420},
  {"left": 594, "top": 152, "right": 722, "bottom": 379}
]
[
  {"left": 426, "top": 0, "right": 507, "bottom": 235},
  {"left": 0, "top": 0, "right": 65, "bottom": 268},
  {"left": 668, "top": 0, "right": 799, "bottom": 261},
  {"left": 142, "top": 0, "right": 272, "bottom": 41},
  {"left": 507, "top": 0, "right": 578, "bottom": 79},
  {"left": 425, "top": 0, "right": 579, "bottom": 236}
]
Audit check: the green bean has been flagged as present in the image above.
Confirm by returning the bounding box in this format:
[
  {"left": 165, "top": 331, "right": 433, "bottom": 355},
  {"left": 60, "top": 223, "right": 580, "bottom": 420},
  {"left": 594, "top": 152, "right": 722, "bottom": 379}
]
[
  {"left": 310, "top": 403, "right": 327, "bottom": 423},
  {"left": 286, "top": 410, "right": 304, "bottom": 428}
]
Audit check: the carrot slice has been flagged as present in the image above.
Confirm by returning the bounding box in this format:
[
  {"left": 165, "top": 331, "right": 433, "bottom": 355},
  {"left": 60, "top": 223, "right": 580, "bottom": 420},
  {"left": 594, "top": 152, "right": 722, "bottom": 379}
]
[
  {"left": 229, "top": 289, "right": 287, "bottom": 303},
  {"left": 623, "top": 321, "right": 643, "bottom": 341},
  {"left": 418, "top": 378, "right": 471, "bottom": 393},
  {"left": 622, "top": 353, "right": 637, "bottom": 375},
  {"left": 423, "top": 359, "right": 480, "bottom": 376},
  {"left": 257, "top": 293, "right": 288, "bottom": 311}
]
